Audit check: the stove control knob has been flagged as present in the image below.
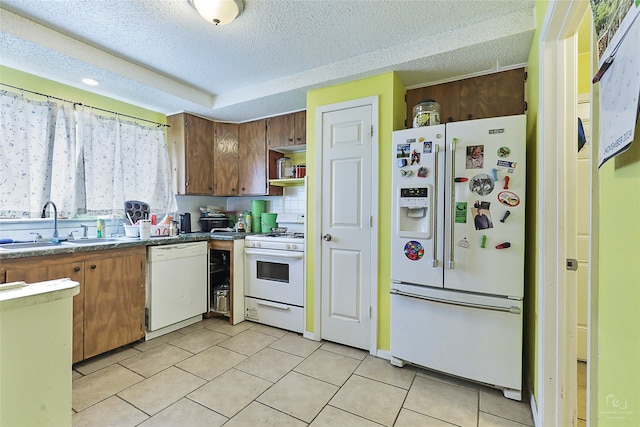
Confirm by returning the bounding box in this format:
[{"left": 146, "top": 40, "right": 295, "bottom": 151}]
[
  {"left": 256, "top": 242, "right": 261, "bottom": 248},
  {"left": 285, "top": 244, "right": 291, "bottom": 249},
  {"left": 291, "top": 244, "right": 297, "bottom": 250}
]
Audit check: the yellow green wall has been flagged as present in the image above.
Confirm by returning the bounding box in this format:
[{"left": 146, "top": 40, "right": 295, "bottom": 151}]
[
  {"left": 524, "top": 0, "right": 548, "bottom": 407},
  {"left": 0, "top": 65, "right": 166, "bottom": 125},
  {"left": 305, "top": 72, "right": 405, "bottom": 350},
  {"left": 597, "top": 110, "right": 640, "bottom": 425}
]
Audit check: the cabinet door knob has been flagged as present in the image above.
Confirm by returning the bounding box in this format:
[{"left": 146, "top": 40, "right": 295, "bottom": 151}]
[
  {"left": 90, "top": 264, "right": 97, "bottom": 270},
  {"left": 74, "top": 266, "right": 81, "bottom": 272}
]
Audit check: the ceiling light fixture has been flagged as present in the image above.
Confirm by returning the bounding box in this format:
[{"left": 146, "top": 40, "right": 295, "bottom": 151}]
[
  {"left": 82, "top": 78, "right": 99, "bottom": 86},
  {"left": 189, "top": 0, "right": 244, "bottom": 25}
]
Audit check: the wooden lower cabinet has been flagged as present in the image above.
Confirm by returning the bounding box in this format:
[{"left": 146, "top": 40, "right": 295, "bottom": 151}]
[
  {"left": 207, "top": 239, "right": 244, "bottom": 325},
  {"left": 82, "top": 249, "right": 146, "bottom": 359},
  {"left": 2, "top": 246, "right": 146, "bottom": 363}
]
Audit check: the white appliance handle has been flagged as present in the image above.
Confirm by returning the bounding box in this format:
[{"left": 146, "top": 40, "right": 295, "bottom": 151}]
[
  {"left": 256, "top": 300, "right": 291, "bottom": 310},
  {"left": 245, "top": 248, "right": 304, "bottom": 259},
  {"left": 390, "top": 288, "right": 521, "bottom": 314},
  {"left": 448, "top": 137, "right": 458, "bottom": 269},
  {"left": 431, "top": 144, "right": 439, "bottom": 268}
]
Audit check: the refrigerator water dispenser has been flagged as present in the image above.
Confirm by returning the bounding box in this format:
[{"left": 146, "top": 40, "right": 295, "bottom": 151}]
[{"left": 398, "top": 187, "right": 431, "bottom": 238}]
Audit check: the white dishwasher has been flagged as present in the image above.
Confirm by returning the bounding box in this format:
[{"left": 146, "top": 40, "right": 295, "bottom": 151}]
[{"left": 146, "top": 241, "right": 208, "bottom": 339}]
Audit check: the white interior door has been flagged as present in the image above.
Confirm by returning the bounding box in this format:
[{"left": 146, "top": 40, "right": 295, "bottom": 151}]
[
  {"left": 576, "top": 98, "right": 591, "bottom": 361},
  {"left": 319, "top": 101, "right": 374, "bottom": 351}
]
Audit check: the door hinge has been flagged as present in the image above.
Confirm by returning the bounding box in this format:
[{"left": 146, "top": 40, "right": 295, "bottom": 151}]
[
  {"left": 566, "top": 258, "right": 578, "bottom": 271},
  {"left": 370, "top": 216, "right": 374, "bottom": 227},
  {"left": 371, "top": 125, "right": 374, "bottom": 137},
  {"left": 369, "top": 306, "right": 372, "bottom": 318},
  {"left": 524, "top": 101, "right": 528, "bottom": 111}
]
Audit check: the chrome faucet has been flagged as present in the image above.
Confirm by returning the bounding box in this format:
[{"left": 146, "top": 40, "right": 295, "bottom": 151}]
[
  {"left": 41, "top": 201, "right": 59, "bottom": 238},
  {"left": 80, "top": 224, "right": 89, "bottom": 239}
]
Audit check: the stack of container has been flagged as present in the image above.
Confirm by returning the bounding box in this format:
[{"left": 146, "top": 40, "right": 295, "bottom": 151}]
[{"left": 251, "top": 200, "right": 266, "bottom": 233}]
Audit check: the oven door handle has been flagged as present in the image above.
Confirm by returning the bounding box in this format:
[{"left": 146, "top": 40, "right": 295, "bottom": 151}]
[
  {"left": 245, "top": 248, "right": 304, "bottom": 259},
  {"left": 257, "top": 300, "right": 291, "bottom": 310}
]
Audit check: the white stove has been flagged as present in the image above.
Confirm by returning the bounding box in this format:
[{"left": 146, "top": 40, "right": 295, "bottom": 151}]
[
  {"left": 244, "top": 232, "right": 305, "bottom": 332},
  {"left": 244, "top": 233, "right": 304, "bottom": 251}
]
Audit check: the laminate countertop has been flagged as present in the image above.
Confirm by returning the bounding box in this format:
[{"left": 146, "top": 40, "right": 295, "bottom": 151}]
[{"left": 0, "top": 232, "right": 253, "bottom": 260}]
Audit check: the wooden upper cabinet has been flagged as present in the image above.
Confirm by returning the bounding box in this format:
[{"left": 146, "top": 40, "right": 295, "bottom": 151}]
[
  {"left": 293, "top": 111, "right": 306, "bottom": 146},
  {"left": 213, "top": 122, "right": 239, "bottom": 196},
  {"left": 267, "top": 113, "right": 294, "bottom": 149},
  {"left": 267, "top": 111, "right": 306, "bottom": 149},
  {"left": 406, "top": 81, "right": 461, "bottom": 125},
  {"left": 167, "top": 113, "right": 215, "bottom": 195},
  {"left": 238, "top": 120, "right": 267, "bottom": 195},
  {"left": 405, "top": 68, "right": 526, "bottom": 127},
  {"left": 458, "top": 68, "right": 526, "bottom": 121}
]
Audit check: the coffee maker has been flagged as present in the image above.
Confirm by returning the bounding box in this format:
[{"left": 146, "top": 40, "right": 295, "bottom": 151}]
[{"left": 179, "top": 213, "right": 192, "bottom": 233}]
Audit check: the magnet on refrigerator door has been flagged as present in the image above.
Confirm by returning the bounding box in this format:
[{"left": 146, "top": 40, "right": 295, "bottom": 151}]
[
  {"left": 397, "top": 144, "right": 410, "bottom": 159},
  {"left": 411, "top": 150, "right": 420, "bottom": 165},
  {"left": 466, "top": 145, "right": 485, "bottom": 169},
  {"left": 497, "top": 146, "right": 511, "bottom": 158},
  {"left": 469, "top": 174, "right": 495, "bottom": 196},
  {"left": 417, "top": 167, "right": 428, "bottom": 177},
  {"left": 472, "top": 201, "right": 493, "bottom": 230},
  {"left": 499, "top": 210, "right": 511, "bottom": 223},
  {"left": 503, "top": 176, "right": 510, "bottom": 190},
  {"left": 496, "top": 242, "right": 512, "bottom": 249},
  {"left": 456, "top": 237, "right": 471, "bottom": 249},
  {"left": 404, "top": 240, "right": 425, "bottom": 260},
  {"left": 455, "top": 202, "right": 468, "bottom": 223},
  {"left": 498, "top": 191, "right": 520, "bottom": 207},
  {"left": 481, "top": 235, "right": 487, "bottom": 248},
  {"left": 423, "top": 141, "right": 433, "bottom": 153}
]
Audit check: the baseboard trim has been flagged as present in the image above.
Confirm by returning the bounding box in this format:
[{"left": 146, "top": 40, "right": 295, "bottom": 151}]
[
  {"left": 303, "top": 330, "right": 320, "bottom": 341},
  {"left": 527, "top": 378, "right": 540, "bottom": 427}
]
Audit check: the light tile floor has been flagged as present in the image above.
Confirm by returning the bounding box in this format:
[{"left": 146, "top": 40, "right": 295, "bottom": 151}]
[
  {"left": 578, "top": 361, "right": 587, "bottom": 427},
  {"left": 72, "top": 318, "right": 534, "bottom": 426}
]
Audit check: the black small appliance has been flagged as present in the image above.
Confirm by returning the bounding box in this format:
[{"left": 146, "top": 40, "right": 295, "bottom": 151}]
[{"left": 179, "top": 212, "right": 192, "bottom": 233}]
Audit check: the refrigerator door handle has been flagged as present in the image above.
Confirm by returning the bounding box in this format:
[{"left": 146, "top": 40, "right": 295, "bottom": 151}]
[
  {"left": 431, "top": 144, "right": 439, "bottom": 268},
  {"left": 448, "top": 137, "right": 458, "bottom": 269},
  {"left": 390, "top": 288, "right": 521, "bottom": 314}
]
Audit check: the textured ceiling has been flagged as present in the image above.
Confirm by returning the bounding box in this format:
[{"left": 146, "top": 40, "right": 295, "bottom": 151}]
[{"left": 0, "top": 0, "right": 536, "bottom": 122}]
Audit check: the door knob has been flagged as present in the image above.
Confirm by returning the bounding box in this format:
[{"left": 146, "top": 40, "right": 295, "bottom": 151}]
[{"left": 322, "top": 234, "right": 332, "bottom": 241}]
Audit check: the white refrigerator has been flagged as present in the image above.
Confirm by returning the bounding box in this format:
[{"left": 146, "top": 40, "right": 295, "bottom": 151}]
[{"left": 390, "top": 114, "right": 526, "bottom": 401}]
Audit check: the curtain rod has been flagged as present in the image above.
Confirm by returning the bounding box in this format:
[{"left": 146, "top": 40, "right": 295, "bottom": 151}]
[{"left": 0, "top": 82, "right": 169, "bottom": 128}]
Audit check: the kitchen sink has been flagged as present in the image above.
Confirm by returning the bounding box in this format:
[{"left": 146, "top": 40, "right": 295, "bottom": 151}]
[
  {"left": 0, "top": 241, "right": 62, "bottom": 250},
  {"left": 65, "top": 238, "right": 122, "bottom": 245}
]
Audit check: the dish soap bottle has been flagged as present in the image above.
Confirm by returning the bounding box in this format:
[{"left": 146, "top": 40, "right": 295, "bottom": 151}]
[
  {"left": 96, "top": 218, "right": 105, "bottom": 238},
  {"left": 245, "top": 211, "right": 252, "bottom": 232},
  {"left": 236, "top": 212, "right": 245, "bottom": 232}
]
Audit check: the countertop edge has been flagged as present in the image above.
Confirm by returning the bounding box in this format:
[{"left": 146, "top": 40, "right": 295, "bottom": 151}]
[
  {"left": 0, "top": 232, "right": 254, "bottom": 260},
  {"left": 0, "top": 278, "right": 80, "bottom": 311}
]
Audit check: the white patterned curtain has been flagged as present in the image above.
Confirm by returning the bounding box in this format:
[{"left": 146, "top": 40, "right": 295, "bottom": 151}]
[
  {"left": 117, "top": 119, "right": 177, "bottom": 214},
  {"left": 79, "top": 108, "right": 177, "bottom": 216},
  {"left": 0, "top": 91, "right": 57, "bottom": 218},
  {"left": 1, "top": 90, "right": 176, "bottom": 218},
  {"left": 50, "top": 103, "right": 84, "bottom": 218}
]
